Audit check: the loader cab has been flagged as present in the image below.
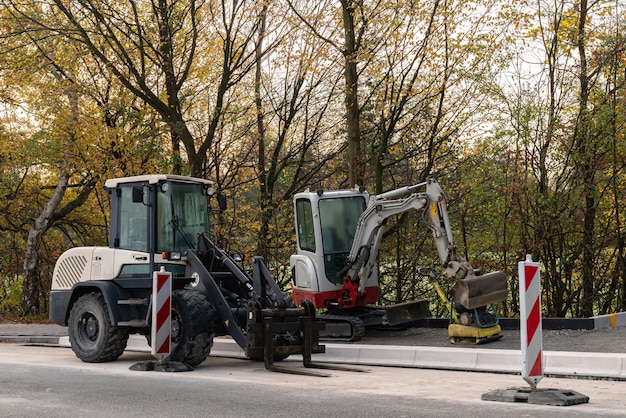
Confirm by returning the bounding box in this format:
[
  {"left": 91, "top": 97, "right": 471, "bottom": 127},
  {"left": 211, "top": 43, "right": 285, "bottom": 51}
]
[
  {"left": 291, "top": 188, "right": 368, "bottom": 298},
  {"left": 106, "top": 174, "right": 214, "bottom": 259}
]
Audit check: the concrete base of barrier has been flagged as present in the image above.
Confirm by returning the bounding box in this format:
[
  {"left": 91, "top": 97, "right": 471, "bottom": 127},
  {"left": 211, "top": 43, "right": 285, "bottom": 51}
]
[
  {"left": 481, "top": 387, "right": 589, "bottom": 406},
  {"left": 58, "top": 335, "right": 626, "bottom": 380}
]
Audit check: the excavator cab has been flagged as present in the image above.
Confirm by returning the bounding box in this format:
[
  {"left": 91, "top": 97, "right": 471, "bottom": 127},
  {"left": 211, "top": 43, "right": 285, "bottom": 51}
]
[
  {"left": 292, "top": 189, "right": 372, "bottom": 296},
  {"left": 290, "top": 187, "right": 432, "bottom": 340},
  {"left": 317, "top": 196, "right": 366, "bottom": 284}
]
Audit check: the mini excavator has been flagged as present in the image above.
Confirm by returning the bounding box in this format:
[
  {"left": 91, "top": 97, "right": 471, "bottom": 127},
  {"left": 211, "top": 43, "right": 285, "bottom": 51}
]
[{"left": 290, "top": 178, "right": 508, "bottom": 343}]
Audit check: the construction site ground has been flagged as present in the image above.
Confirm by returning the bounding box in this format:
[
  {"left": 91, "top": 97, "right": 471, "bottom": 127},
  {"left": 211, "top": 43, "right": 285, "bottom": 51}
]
[
  {"left": 1, "top": 317, "right": 623, "bottom": 354},
  {"left": 1, "top": 318, "right": 625, "bottom": 381}
]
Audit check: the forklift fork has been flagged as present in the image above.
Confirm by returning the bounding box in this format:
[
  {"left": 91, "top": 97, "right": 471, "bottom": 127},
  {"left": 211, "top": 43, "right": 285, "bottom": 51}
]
[{"left": 248, "top": 301, "right": 367, "bottom": 377}]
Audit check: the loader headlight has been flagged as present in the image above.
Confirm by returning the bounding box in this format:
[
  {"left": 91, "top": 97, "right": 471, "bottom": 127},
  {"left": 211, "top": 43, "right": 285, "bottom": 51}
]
[
  {"left": 190, "top": 272, "right": 200, "bottom": 287},
  {"left": 162, "top": 251, "right": 182, "bottom": 261}
]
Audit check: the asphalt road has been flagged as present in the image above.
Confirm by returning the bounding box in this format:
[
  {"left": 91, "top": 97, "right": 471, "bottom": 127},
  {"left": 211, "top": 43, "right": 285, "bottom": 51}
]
[{"left": 2, "top": 344, "right": 626, "bottom": 417}]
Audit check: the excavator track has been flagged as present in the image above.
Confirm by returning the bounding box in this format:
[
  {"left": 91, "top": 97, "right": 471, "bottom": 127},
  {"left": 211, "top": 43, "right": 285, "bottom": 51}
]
[{"left": 317, "top": 314, "right": 365, "bottom": 342}]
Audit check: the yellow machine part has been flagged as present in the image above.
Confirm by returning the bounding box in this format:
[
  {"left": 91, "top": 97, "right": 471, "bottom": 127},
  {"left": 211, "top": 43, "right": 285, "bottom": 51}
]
[
  {"left": 448, "top": 323, "right": 502, "bottom": 344},
  {"left": 431, "top": 280, "right": 503, "bottom": 344},
  {"left": 431, "top": 281, "right": 458, "bottom": 323}
]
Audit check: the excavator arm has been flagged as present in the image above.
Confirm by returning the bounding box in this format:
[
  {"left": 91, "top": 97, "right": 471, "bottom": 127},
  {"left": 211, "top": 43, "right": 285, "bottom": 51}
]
[
  {"left": 342, "top": 181, "right": 428, "bottom": 293},
  {"left": 343, "top": 178, "right": 453, "bottom": 291},
  {"left": 341, "top": 178, "right": 507, "bottom": 315}
]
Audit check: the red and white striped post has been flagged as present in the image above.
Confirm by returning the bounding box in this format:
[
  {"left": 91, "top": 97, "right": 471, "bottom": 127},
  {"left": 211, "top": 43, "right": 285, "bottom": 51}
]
[
  {"left": 152, "top": 269, "right": 172, "bottom": 357},
  {"left": 482, "top": 254, "right": 588, "bottom": 405},
  {"left": 519, "top": 254, "right": 543, "bottom": 389}
]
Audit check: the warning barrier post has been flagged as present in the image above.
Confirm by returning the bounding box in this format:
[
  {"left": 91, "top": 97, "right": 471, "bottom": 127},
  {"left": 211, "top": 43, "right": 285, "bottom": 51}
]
[
  {"left": 519, "top": 254, "right": 543, "bottom": 389},
  {"left": 152, "top": 269, "right": 172, "bottom": 357},
  {"left": 129, "top": 267, "right": 192, "bottom": 372},
  {"left": 481, "top": 254, "right": 589, "bottom": 406}
]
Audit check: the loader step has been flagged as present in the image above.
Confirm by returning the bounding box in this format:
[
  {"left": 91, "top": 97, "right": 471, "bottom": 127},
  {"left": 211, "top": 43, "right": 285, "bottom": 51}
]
[
  {"left": 117, "top": 298, "right": 148, "bottom": 306},
  {"left": 117, "top": 320, "right": 148, "bottom": 327}
]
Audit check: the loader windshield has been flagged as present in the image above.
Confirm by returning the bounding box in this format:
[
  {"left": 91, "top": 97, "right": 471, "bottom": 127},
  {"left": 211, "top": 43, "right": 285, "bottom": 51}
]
[
  {"left": 318, "top": 196, "right": 366, "bottom": 283},
  {"left": 156, "top": 181, "right": 210, "bottom": 253}
]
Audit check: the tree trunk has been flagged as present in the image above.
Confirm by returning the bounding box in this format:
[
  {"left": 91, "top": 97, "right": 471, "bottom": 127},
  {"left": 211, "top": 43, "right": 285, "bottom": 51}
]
[
  {"left": 575, "top": 0, "right": 595, "bottom": 317},
  {"left": 22, "top": 65, "right": 77, "bottom": 316},
  {"left": 255, "top": 4, "right": 269, "bottom": 259},
  {"left": 341, "top": 1, "right": 363, "bottom": 187},
  {"left": 22, "top": 172, "right": 70, "bottom": 315}
]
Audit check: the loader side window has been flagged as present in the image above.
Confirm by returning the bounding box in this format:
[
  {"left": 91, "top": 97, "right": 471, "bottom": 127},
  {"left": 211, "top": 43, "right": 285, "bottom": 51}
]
[
  {"left": 118, "top": 185, "right": 148, "bottom": 252},
  {"left": 295, "top": 199, "right": 316, "bottom": 252}
]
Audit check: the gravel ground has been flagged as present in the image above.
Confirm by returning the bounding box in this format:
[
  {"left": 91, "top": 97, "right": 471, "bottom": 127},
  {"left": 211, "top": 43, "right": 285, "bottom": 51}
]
[
  {"left": 1, "top": 321, "right": 624, "bottom": 353},
  {"left": 357, "top": 326, "right": 626, "bottom": 353}
]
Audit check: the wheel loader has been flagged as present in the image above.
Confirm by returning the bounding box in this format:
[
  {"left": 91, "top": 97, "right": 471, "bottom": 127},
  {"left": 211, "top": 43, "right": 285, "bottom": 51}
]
[
  {"left": 49, "top": 174, "right": 346, "bottom": 375},
  {"left": 290, "top": 178, "right": 508, "bottom": 343}
]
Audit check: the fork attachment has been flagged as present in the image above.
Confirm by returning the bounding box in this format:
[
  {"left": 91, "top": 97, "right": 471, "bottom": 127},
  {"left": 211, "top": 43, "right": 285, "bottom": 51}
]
[{"left": 245, "top": 300, "right": 367, "bottom": 377}]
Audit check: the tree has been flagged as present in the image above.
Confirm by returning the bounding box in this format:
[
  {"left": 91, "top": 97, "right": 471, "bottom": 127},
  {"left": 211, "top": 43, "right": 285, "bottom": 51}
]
[
  {"left": 250, "top": 2, "right": 347, "bottom": 268},
  {"left": 484, "top": 0, "right": 626, "bottom": 317},
  {"left": 1, "top": 4, "right": 170, "bottom": 315},
  {"left": 4, "top": 0, "right": 266, "bottom": 177},
  {"left": 288, "top": 0, "right": 380, "bottom": 186}
]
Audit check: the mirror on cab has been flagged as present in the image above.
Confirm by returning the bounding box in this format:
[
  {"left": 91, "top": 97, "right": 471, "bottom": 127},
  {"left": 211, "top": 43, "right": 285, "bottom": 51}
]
[{"left": 132, "top": 185, "right": 151, "bottom": 206}]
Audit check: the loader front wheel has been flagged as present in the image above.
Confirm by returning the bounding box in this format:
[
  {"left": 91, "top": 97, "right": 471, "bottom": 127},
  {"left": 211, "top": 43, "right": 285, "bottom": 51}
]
[
  {"left": 68, "top": 293, "right": 128, "bottom": 363},
  {"left": 168, "top": 290, "right": 215, "bottom": 367}
]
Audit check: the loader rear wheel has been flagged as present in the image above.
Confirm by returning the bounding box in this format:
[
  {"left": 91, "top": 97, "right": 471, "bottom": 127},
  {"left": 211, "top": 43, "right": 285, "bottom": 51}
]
[
  {"left": 68, "top": 292, "right": 128, "bottom": 363},
  {"left": 168, "top": 289, "right": 215, "bottom": 367}
]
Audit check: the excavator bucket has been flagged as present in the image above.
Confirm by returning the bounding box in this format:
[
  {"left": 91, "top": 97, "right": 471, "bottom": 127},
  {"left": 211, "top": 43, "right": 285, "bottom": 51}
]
[
  {"left": 381, "top": 299, "right": 431, "bottom": 327},
  {"left": 450, "top": 271, "right": 507, "bottom": 310}
]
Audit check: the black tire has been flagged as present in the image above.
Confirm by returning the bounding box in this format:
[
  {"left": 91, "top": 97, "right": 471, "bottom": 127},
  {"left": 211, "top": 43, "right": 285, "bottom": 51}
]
[
  {"left": 167, "top": 289, "right": 215, "bottom": 367},
  {"left": 68, "top": 292, "right": 129, "bottom": 363}
]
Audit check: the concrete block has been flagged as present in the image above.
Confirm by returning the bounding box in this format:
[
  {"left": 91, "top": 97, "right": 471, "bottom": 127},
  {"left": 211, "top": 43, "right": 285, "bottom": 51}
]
[
  {"left": 593, "top": 312, "right": 626, "bottom": 329},
  {"left": 473, "top": 348, "right": 520, "bottom": 373},
  {"left": 544, "top": 351, "right": 626, "bottom": 379}
]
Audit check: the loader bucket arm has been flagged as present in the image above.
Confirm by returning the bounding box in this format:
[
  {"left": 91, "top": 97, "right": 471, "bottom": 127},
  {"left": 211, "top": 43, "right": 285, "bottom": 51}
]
[
  {"left": 187, "top": 234, "right": 354, "bottom": 375},
  {"left": 186, "top": 249, "right": 248, "bottom": 347}
]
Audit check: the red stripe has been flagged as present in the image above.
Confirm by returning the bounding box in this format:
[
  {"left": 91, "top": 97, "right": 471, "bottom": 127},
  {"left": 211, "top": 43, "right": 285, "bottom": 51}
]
[
  {"left": 524, "top": 265, "right": 538, "bottom": 291},
  {"left": 156, "top": 338, "right": 170, "bottom": 354},
  {"left": 156, "top": 296, "right": 170, "bottom": 328},
  {"left": 529, "top": 351, "right": 543, "bottom": 376},
  {"left": 157, "top": 273, "right": 169, "bottom": 292},
  {"left": 527, "top": 297, "right": 541, "bottom": 345}
]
